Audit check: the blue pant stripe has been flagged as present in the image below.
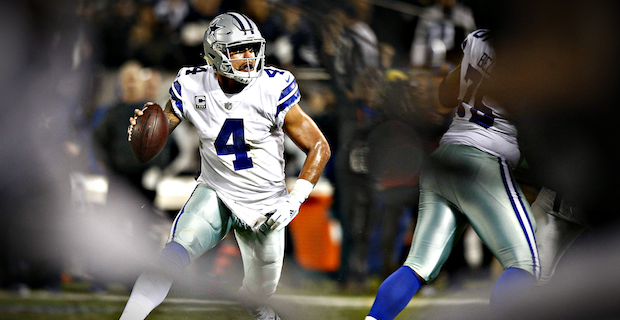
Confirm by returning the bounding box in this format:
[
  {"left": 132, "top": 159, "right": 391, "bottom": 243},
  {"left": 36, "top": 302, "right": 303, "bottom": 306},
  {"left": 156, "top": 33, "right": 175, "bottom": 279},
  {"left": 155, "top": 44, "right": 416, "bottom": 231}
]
[
  {"left": 498, "top": 158, "right": 540, "bottom": 279},
  {"left": 170, "top": 185, "right": 199, "bottom": 239}
]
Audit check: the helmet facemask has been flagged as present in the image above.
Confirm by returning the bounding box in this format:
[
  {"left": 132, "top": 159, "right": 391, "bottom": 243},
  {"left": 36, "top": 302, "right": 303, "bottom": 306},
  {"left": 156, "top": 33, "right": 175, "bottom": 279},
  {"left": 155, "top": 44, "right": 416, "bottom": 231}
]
[{"left": 214, "top": 40, "right": 265, "bottom": 84}]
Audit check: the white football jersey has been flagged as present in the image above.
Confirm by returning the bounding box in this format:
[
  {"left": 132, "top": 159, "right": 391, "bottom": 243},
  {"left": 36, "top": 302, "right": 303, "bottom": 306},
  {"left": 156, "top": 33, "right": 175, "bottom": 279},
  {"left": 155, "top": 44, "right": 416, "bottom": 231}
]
[
  {"left": 169, "top": 65, "right": 300, "bottom": 227},
  {"left": 440, "top": 29, "right": 520, "bottom": 167}
]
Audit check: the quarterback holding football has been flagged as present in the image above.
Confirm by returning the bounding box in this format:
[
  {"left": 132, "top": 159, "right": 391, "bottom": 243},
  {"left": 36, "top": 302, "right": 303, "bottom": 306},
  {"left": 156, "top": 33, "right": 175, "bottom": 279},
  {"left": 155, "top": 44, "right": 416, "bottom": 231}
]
[{"left": 121, "top": 11, "right": 330, "bottom": 320}]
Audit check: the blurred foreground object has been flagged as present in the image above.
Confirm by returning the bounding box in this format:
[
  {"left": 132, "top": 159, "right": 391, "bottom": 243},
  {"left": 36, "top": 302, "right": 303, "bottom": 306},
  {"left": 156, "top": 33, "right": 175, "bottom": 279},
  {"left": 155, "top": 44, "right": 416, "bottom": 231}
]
[
  {"left": 490, "top": 0, "right": 620, "bottom": 227},
  {"left": 0, "top": 0, "right": 91, "bottom": 290},
  {"left": 463, "top": 1, "right": 620, "bottom": 318}
]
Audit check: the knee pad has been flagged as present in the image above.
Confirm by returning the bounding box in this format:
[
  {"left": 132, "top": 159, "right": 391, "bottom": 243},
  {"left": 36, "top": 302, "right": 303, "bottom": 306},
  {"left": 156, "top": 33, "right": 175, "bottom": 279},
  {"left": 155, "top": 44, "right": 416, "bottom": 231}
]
[{"left": 170, "top": 192, "right": 229, "bottom": 261}]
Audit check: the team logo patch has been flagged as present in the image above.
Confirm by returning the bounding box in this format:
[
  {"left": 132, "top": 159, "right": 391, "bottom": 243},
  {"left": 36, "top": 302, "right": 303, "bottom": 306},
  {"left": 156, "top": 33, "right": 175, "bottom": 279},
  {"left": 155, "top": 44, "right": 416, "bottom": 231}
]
[
  {"left": 195, "top": 95, "right": 206, "bottom": 108},
  {"left": 208, "top": 18, "right": 223, "bottom": 37}
]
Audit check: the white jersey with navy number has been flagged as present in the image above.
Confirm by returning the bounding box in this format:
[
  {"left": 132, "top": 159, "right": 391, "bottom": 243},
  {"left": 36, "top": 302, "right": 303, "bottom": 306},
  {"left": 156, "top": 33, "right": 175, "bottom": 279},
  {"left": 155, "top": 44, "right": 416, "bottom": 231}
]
[
  {"left": 440, "top": 29, "right": 520, "bottom": 167},
  {"left": 168, "top": 64, "right": 300, "bottom": 227}
]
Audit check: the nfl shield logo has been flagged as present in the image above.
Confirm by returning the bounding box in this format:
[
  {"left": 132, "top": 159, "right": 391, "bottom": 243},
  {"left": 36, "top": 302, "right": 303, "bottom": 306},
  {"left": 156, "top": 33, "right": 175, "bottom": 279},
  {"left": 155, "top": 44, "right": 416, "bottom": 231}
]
[{"left": 224, "top": 102, "right": 232, "bottom": 110}]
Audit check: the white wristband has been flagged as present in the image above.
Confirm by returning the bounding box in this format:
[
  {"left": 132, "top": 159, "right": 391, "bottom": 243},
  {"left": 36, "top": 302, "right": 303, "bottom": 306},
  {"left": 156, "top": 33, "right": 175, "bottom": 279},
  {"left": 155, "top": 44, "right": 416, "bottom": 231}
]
[{"left": 289, "top": 179, "right": 314, "bottom": 204}]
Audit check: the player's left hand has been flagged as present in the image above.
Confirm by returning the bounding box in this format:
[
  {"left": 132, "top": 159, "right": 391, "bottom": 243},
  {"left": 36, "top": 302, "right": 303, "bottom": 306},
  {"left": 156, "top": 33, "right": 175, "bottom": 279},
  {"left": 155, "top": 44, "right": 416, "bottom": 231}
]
[
  {"left": 260, "top": 195, "right": 302, "bottom": 232},
  {"left": 127, "top": 107, "right": 146, "bottom": 142}
]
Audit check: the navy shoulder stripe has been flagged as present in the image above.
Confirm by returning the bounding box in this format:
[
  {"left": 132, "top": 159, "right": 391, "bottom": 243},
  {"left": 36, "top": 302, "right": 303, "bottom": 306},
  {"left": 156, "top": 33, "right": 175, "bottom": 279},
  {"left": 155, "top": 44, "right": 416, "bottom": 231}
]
[
  {"left": 276, "top": 89, "right": 301, "bottom": 118},
  {"left": 279, "top": 79, "right": 298, "bottom": 101},
  {"left": 169, "top": 80, "right": 183, "bottom": 112}
]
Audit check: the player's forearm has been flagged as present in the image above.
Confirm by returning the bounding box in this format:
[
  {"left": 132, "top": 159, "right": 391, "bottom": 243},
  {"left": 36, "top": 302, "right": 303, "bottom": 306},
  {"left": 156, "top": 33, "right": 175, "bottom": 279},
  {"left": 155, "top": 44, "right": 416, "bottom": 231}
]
[
  {"left": 163, "top": 100, "right": 182, "bottom": 134},
  {"left": 283, "top": 104, "right": 331, "bottom": 185},
  {"left": 297, "top": 139, "right": 331, "bottom": 185}
]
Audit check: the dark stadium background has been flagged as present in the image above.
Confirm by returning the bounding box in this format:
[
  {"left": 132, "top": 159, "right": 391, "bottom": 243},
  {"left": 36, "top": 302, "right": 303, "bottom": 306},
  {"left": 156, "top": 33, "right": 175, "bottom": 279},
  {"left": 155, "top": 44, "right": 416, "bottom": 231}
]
[{"left": 1, "top": 0, "right": 619, "bottom": 319}]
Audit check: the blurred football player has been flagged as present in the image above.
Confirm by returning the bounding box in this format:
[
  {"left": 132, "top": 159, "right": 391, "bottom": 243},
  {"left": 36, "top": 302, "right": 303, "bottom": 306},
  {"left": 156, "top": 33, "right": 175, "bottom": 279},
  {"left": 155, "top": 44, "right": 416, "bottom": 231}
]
[
  {"left": 119, "top": 12, "right": 330, "bottom": 320},
  {"left": 531, "top": 187, "right": 587, "bottom": 285},
  {"left": 365, "top": 29, "right": 539, "bottom": 320}
]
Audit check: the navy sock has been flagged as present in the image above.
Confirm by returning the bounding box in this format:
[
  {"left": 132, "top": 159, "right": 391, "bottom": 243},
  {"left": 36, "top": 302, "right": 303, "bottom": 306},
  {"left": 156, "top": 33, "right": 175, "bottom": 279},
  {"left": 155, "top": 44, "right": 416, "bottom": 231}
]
[
  {"left": 490, "top": 267, "right": 535, "bottom": 311},
  {"left": 367, "top": 266, "right": 422, "bottom": 320},
  {"left": 156, "top": 242, "right": 190, "bottom": 276},
  {"left": 120, "top": 242, "right": 190, "bottom": 320}
]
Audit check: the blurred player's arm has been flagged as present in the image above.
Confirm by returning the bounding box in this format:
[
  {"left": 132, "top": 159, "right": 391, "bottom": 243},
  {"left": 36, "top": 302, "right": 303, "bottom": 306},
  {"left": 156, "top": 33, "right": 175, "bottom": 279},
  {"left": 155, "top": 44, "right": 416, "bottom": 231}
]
[
  {"left": 438, "top": 64, "right": 461, "bottom": 109},
  {"left": 283, "top": 104, "right": 331, "bottom": 185}
]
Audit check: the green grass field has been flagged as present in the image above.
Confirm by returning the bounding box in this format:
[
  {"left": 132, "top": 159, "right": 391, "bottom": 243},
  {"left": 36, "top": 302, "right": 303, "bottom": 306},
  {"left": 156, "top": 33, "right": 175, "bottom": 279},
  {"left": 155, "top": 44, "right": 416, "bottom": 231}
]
[
  {"left": 0, "top": 274, "right": 492, "bottom": 320},
  {"left": 0, "top": 257, "right": 496, "bottom": 320},
  {"left": 0, "top": 290, "right": 377, "bottom": 320}
]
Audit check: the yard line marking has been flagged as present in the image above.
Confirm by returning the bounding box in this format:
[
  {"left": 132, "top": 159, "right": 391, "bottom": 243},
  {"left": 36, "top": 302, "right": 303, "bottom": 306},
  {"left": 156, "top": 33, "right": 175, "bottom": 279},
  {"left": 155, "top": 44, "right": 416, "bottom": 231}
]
[
  {"left": 4, "top": 292, "right": 488, "bottom": 309},
  {"left": 273, "top": 295, "right": 487, "bottom": 308}
]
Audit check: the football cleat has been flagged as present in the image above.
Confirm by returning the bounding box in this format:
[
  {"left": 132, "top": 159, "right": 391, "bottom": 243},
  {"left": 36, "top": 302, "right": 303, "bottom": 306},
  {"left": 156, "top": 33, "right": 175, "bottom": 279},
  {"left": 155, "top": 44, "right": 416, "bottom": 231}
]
[{"left": 245, "top": 304, "right": 281, "bottom": 320}]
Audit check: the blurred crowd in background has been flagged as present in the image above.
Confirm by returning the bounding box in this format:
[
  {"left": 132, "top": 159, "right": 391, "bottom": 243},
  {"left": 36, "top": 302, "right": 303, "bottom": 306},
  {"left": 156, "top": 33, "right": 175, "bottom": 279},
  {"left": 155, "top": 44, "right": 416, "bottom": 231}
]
[{"left": 2, "top": 0, "right": 619, "bottom": 311}]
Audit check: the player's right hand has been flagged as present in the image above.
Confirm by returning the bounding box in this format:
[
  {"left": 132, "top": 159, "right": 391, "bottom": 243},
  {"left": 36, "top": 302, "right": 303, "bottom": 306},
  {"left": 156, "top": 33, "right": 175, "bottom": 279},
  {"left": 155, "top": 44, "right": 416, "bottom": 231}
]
[{"left": 127, "top": 108, "right": 145, "bottom": 142}]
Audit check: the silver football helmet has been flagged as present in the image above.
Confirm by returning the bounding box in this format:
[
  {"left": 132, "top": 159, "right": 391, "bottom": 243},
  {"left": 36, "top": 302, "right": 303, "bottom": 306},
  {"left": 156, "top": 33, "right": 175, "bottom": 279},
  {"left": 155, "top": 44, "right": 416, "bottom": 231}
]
[{"left": 203, "top": 12, "right": 266, "bottom": 84}]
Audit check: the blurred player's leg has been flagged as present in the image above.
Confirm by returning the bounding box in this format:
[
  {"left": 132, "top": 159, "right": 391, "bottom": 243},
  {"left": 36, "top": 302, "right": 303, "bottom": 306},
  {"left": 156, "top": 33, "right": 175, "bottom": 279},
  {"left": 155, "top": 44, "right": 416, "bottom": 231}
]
[
  {"left": 365, "top": 266, "right": 422, "bottom": 320},
  {"left": 458, "top": 153, "right": 538, "bottom": 311},
  {"left": 367, "top": 190, "right": 467, "bottom": 320},
  {"left": 119, "top": 185, "right": 232, "bottom": 320},
  {"left": 403, "top": 190, "right": 468, "bottom": 283},
  {"left": 489, "top": 266, "right": 534, "bottom": 310},
  {"left": 537, "top": 215, "right": 584, "bottom": 284},
  {"left": 532, "top": 188, "right": 585, "bottom": 285}
]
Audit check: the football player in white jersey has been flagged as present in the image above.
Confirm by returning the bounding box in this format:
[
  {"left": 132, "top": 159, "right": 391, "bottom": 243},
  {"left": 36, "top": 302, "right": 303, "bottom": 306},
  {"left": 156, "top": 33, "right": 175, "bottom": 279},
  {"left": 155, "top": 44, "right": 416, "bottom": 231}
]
[
  {"left": 364, "top": 29, "right": 539, "bottom": 320},
  {"left": 119, "top": 12, "right": 330, "bottom": 320}
]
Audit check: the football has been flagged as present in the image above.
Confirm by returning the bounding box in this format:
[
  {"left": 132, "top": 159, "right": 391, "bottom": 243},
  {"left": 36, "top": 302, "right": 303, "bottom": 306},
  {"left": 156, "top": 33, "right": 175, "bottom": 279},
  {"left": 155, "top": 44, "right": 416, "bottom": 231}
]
[{"left": 130, "top": 102, "right": 169, "bottom": 163}]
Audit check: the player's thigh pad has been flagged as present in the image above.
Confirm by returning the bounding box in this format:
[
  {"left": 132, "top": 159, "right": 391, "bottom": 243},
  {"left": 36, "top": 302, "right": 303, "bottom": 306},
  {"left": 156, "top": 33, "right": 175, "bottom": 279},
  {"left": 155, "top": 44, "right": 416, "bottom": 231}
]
[
  {"left": 168, "top": 184, "right": 232, "bottom": 261},
  {"left": 404, "top": 189, "right": 468, "bottom": 282},
  {"left": 433, "top": 144, "right": 539, "bottom": 278},
  {"left": 235, "top": 227, "right": 285, "bottom": 297}
]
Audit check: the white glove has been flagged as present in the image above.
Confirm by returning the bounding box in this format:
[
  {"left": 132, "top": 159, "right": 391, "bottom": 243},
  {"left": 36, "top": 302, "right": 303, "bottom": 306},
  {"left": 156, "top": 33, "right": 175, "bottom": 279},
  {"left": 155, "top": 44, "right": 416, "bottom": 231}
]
[
  {"left": 260, "top": 195, "right": 302, "bottom": 232},
  {"left": 259, "top": 179, "right": 314, "bottom": 232}
]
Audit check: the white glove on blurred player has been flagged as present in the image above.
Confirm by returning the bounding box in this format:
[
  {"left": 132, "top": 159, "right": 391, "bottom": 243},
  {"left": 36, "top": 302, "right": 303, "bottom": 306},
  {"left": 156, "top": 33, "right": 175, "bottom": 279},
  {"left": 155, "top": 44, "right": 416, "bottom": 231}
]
[{"left": 259, "top": 179, "right": 314, "bottom": 232}]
